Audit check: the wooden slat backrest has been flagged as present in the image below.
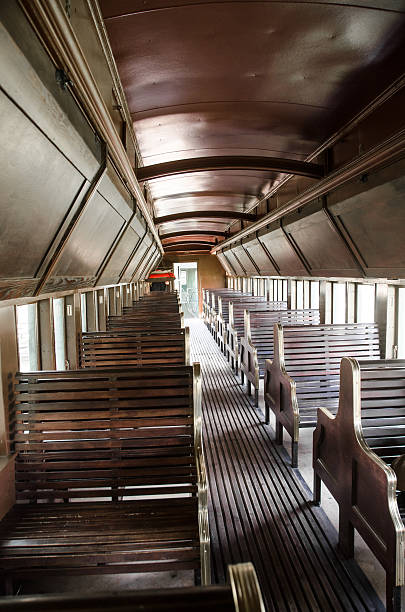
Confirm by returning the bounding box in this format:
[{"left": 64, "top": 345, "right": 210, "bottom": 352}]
[
  {"left": 247, "top": 309, "right": 319, "bottom": 343},
  {"left": 359, "top": 361, "right": 405, "bottom": 465},
  {"left": 79, "top": 330, "right": 188, "bottom": 368},
  {"left": 218, "top": 301, "right": 288, "bottom": 347},
  {"left": 107, "top": 313, "right": 183, "bottom": 331},
  {"left": 282, "top": 323, "right": 380, "bottom": 378},
  {"left": 221, "top": 300, "right": 287, "bottom": 326},
  {"left": 241, "top": 310, "right": 320, "bottom": 371},
  {"left": 279, "top": 323, "right": 380, "bottom": 415},
  {"left": 264, "top": 323, "right": 381, "bottom": 466},
  {"left": 113, "top": 310, "right": 182, "bottom": 319},
  {"left": 11, "top": 367, "right": 195, "bottom": 503}
]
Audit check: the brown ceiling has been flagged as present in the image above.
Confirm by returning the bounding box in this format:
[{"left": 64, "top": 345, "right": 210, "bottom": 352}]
[{"left": 100, "top": 0, "right": 405, "bottom": 251}]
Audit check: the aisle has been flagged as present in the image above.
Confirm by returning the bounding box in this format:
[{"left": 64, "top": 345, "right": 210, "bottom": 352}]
[{"left": 189, "top": 319, "right": 382, "bottom": 612}]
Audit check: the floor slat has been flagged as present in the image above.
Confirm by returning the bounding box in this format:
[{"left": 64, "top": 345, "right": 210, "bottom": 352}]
[{"left": 189, "top": 319, "right": 383, "bottom": 611}]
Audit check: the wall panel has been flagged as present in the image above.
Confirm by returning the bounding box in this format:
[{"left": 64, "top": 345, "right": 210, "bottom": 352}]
[
  {"left": 283, "top": 206, "right": 362, "bottom": 277},
  {"left": 130, "top": 234, "right": 153, "bottom": 281},
  {"left": 52, "top": 192, "right": 125, "bottom": 277},
  {"left": 232, "top": 244, "right": 258, "bottom": 276},
  {"left": 216, "top": 252, "right": 234, "bottom": 276},
  {"left": 0, "top": 91, "right": 87, "bottom": 279},
  {"left": 223, "top": 247, "right": 245, "bottom": 276},
  {"left": 243, "top": 235, "right": 278, "bottom": 275},
  {"left": 330, "top": 171, "right": 405, "bottom": 278},
  {"left": 256, "top": 224, "right": 307, "bottom": 276},
  {"left": 98, "top": 225, "right": 142, "bottom": 285}
]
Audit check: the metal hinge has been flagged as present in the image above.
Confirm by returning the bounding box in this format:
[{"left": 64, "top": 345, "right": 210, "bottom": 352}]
[{"left": 55, "top": 68, "right": 73, "bottom": 90}]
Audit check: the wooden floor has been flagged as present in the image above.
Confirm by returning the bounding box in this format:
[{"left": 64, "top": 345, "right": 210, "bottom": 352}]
[{"left": 189, "top": 319, "right": 383, "bottom": 612}]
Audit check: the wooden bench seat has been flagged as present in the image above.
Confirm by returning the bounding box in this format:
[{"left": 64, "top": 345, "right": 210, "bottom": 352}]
[
  {"left": 79, "top": 329, "right": 189, "bottom": 368},
  {"left": 239, "top": 309, "right": 320, "bottom": 406},
  {"left": 264, "top": 322, "right": 380, "bottom": 466},
  {"left": 0, "top": 365, "right": 210, "bottom": 591},
  {"left": 313, "top": 358, "right": 405, "bottom": 612},
  {"left": 0, "top": 562, "right": 264, "bottom": 611}
]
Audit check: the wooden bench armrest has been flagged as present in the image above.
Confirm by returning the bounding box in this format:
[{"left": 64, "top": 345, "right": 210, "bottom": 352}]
[
  {"left": 239, "top": 336, "right": 259, "bottom": 393},
  {"left": 185, "top": 327, "right": 190, "bottom": 366},
  {"left": 0, "top": 454, "right": 16, "bottom": 520},
  {"left": 264, "top": 357, "right": 297, "bottom": 437},
  {"left": 228, "top": 562, "right": 265, "bottom": 612},
  {"left": 193, "top": 363, "right": 211, "bottom": 585}
]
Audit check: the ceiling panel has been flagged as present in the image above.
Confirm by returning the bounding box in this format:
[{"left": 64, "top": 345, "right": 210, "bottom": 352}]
[{"left": 101, "top": 0, "right": 405, "bottom": 252}]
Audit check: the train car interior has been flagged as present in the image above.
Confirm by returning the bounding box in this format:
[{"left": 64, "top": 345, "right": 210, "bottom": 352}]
[{"left": 1, "top": 1, "right": 405, "bottom": 610}]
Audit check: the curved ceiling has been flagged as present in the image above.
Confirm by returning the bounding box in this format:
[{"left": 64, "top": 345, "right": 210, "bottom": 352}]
[{"left": 100, "top": 0, "right": 405, "bottom": 252}]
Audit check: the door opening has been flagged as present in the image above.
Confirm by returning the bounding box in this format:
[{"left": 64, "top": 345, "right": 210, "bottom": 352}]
[{"left": 174, "top": 262, "right": 198, "bottom": 319}]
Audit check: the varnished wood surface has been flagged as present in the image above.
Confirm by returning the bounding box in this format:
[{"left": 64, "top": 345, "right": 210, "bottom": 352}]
[
  {"left": 189, "top": 319, "right": 382, "bottom": 611},
  {"left": 80, "top": 330, "right": 186, "bottom": 367},
  {"left": 264, "top": 322, "right": 381, "bottom": 466},
  {"left": 0, "top": 585, "right": 235, "bottom": 611},
  {"left": 314, "top": 359, "right": 405, "bottom": 611},
  {"left": 0, "top": 364, "right": 200, "bottom": 585}
]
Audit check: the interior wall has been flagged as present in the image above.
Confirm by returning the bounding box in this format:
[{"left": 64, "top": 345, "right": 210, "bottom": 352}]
[
  {"left": 163, "top": 253, "right": 226, "bottom": 313},
  {"left": 0, "top": 2, "right": 159, "bottom": 303},
  {"left": 218, "top": 157, "right": 405, "bottom": 280}
]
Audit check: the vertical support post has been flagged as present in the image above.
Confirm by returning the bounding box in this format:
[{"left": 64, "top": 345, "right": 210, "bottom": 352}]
[
  {"left": 38, "top": 299, "right": 55, "bottom": 370},
  {"left": 287, "top": 279, "right": 292, "bottom": 309},
  {"left": 65, "top": 294, "right": 81, "bottom": 369},
  {"left": 319, "top": 280, "right": 327, "bottom": 324},
  {"left": 346, "top": 282, "right": 355, "bottom": 323},
  {"left": 124, "top": 285, "right": 131, "bottom": 307},
  {"left": 108, "top": 287, "right": 116, "bottom": 316},
  {"left": 97, "top": 290, "right": 107, "bottom": 331},
  {"left": 386, "top": 285, "right": 396, "bottom": 359},
  {"left": 116, "top": 287, "right": 123, "bottom": 316},
  {"left": 290, "top": 280, "right": 296, "bottom": 310},
  {"left": 85, "top": 292, "right": 97, "bottom": 332},
  {"left": 375, "top": 283, "right": 388, "bottom": 359}
]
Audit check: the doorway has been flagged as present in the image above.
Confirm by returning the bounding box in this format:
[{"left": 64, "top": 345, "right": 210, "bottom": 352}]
[{"left": 174, "top": 262, "right": 198, "bottom": 319}]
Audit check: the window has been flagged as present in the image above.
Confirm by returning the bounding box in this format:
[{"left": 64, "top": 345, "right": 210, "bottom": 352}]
[
  {"left": 296, "top": 281, "right": 304, "bottom": 309},
  {"left": 283, "top": 280, "right": 288, "bottom": 302},
  {"left": 333, "top": 283, "right": 346, "bottom": 324},
  {"left": 397, "top": 288, "right": 405, "bottom": 358},
  {"left": 53, "top": 298, "right": 66, "bottom": 370},
  {"left": 357, "top": 284, "right": 375, "bottom": 323},
  {"left": 273, "top": 280, "right": 278, "bottom": 301},
  {"left": 16, "top": 304, "right": 39, "bottom": 371}
]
